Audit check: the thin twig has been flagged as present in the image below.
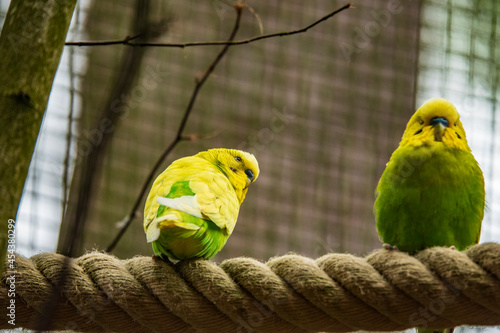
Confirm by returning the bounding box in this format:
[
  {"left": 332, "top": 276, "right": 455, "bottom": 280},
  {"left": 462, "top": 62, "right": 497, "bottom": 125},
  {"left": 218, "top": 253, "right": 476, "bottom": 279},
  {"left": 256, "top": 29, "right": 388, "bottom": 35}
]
[
  {"left": 105, "top": 4, "right": 244, "bottom": 252},
  {"left": 246, "top": 4, "right": 264, "bottom": 35},
  {"left": 65, "top": 34, "right": 141, "bottom": 46},
  {"left": 66, "top": 3, "right": 351, "bottom": 48}
]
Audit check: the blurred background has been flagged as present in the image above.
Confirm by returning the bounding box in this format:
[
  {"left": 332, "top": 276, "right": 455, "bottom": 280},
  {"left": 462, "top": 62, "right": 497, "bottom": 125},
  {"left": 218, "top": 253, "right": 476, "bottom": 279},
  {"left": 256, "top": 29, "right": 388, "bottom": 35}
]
[{"left": 3, "top": 1, "right": 498, "bottom": 265}]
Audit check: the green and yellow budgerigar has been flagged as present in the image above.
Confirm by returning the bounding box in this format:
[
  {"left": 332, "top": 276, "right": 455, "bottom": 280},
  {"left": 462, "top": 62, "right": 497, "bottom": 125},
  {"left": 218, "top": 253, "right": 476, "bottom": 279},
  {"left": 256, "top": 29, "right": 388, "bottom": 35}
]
[
  {"left": 374, "top": 98, "right": 485, "bottom": 254},
  {"left": 144, "top": 148, "right": 259, "bottom": 260}
]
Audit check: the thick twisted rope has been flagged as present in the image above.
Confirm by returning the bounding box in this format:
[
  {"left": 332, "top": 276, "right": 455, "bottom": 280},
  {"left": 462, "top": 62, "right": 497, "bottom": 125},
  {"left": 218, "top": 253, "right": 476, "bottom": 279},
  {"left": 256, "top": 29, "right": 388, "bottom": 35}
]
[{"left": 1, "top": 243, "right": 499, "bottom": 332}]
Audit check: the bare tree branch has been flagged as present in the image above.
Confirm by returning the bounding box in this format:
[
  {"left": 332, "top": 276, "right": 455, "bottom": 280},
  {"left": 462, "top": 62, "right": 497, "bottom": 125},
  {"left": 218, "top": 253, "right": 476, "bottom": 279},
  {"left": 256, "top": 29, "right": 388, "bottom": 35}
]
[
  {"left": 66, "top": 3, "right": 351, "bottom": 48},
  {"left": 105, "top": 4, "right": 245, "bottom": 252},
  {"left": 59, "top": 0, "right": 158, "bottom": 257}
]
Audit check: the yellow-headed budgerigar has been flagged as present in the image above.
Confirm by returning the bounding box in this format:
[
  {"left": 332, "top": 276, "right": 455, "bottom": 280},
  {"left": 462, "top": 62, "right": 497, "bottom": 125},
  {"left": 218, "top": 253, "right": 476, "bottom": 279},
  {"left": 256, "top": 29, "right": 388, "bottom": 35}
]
[
  {"left": 374, "top": 98, "right": 485, "bottom": 254},
  {"left": 144, "top": 148, "right": 259, "bottom": 260}
]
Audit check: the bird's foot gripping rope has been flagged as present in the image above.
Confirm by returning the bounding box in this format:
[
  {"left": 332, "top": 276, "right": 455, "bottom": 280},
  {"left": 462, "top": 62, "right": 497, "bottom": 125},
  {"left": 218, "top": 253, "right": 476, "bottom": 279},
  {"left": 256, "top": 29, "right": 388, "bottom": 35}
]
[{"left": 1, "top": 243, "right": 500, "bottom": 332}]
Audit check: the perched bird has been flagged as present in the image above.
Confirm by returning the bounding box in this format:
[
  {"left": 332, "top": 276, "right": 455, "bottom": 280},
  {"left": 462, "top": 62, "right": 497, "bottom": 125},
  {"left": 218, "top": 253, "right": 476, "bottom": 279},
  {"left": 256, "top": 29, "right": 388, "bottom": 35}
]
[
  {"left": 374, "top": 98, "right": 485, "bottom": 254},
  {"left": 144, "top": 148, "right": 259, "bottom": 260}
]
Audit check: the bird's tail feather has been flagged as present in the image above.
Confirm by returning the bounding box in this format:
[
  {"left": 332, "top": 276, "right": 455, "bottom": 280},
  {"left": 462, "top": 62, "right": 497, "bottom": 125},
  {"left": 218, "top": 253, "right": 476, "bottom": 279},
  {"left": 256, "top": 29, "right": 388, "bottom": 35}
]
[{"left": 146, "top": 212, "right": 201, "bottom": 243}]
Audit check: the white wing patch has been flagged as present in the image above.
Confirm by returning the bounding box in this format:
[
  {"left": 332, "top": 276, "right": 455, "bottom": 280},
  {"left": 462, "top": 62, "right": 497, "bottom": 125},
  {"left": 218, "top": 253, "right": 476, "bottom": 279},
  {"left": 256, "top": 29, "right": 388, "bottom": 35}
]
[
  {"left": 156, "top": 195, "right": 203, "bottom": 219},
  {"left": 146, "top": 223, "right": 161, "bottom": 243}
]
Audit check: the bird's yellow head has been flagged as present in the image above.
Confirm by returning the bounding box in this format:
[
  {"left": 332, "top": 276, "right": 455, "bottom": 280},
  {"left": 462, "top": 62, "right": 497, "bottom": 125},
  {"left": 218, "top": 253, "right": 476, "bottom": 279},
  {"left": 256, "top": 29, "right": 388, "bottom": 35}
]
[
  {"left": 197, "top": 148, "right": 260, "bottom": 204},
  {"left": 400, "top": 98, "right": 470, "bottom": 152}
]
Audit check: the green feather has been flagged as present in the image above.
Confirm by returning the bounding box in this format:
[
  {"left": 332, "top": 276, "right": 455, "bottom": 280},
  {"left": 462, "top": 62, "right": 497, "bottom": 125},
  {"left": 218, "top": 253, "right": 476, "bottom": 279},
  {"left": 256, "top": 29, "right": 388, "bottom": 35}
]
[
  {"left": 374, "top": 98, "right": 485, "bottom": 256},
  {"left": 375, "top": 146, "right": 484, "bottom": 253},
  {"left": 144, "top": 148, "right": 260, "bottom": 261},
  {"left": 153, "top": 180, "right": 228, "bottom": 260},
  {"left": 152, "top": 210, "right": 228, "bottom": 260},
  {"left": 156, "top": 181, "right": 195, "bottom": 217}
]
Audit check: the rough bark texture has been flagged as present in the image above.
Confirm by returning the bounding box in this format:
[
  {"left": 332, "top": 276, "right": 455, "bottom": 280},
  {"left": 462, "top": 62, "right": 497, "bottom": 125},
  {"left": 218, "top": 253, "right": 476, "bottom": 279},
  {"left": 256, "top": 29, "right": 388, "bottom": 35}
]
[{"left": 0, "top": 0, "right": 77, "bottom": 272}]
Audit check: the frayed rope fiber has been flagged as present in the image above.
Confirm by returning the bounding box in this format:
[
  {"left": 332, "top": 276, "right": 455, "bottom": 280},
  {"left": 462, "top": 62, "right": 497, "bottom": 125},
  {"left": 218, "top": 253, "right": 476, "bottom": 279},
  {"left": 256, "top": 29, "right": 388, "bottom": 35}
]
[{"left": 1, "top": 243, "right": 500, "bottom": 332}]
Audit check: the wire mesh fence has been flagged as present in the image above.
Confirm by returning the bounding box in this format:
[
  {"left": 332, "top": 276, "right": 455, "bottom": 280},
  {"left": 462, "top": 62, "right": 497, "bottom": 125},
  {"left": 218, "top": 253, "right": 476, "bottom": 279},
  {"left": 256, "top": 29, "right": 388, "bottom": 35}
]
[
  {"left": 53, "top": 0, "right": 421, "bottom": 261},
  {"left": 6, "top": 0, "right": 498, "bottom": 264},
  {"left": 416, "top": 0, "right": 500, "bottom": 244}
]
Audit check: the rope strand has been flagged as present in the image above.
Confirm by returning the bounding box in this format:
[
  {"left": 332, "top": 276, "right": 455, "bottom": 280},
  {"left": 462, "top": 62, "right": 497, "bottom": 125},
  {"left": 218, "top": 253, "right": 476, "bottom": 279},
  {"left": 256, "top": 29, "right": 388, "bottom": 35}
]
[{"left": 1, "top": 243, "right": 500, "bottom": 332}]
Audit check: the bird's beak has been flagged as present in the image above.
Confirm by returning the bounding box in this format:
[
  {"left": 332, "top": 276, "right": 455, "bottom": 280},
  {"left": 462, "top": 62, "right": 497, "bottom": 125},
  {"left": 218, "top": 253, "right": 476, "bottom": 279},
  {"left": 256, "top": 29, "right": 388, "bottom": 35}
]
[
  {"left": 245, "top": 169, "right": 254, "bottom": 187},
  {"left": 430, "top": 117, "right": 448, "bottom": 142}
]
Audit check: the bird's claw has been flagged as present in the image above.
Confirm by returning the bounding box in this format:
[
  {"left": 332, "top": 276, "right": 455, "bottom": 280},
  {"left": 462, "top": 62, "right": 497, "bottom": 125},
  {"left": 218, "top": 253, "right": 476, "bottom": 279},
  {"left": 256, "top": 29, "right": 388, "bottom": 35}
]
[
  {"left": 383, "top": 243, "right": 399, "bottom": 251},
  {"left": 152, "top": 254, "right": 174, "bottom": 265}
]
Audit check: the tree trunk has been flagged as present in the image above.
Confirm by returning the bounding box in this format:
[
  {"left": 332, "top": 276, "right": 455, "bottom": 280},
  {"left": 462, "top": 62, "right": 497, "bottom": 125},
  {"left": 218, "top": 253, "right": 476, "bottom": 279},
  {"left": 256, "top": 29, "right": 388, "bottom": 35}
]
[{"left": 0, "top": 0, "right": 77, "bottom": 272}]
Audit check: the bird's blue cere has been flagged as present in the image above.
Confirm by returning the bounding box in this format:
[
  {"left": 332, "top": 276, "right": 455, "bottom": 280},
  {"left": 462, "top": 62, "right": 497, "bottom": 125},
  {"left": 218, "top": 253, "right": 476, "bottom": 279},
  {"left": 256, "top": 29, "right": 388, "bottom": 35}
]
[
  {"left": 245, "top": 169, "right": 254, "bottom": 180},
  {"left": 430, "top": 117, "right": 449, "bottom": 127}
]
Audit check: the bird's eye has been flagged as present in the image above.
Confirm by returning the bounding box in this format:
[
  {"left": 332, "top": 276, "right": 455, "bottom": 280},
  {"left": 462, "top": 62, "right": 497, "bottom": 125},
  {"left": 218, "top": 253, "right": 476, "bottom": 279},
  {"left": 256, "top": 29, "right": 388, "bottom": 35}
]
[
  {"left": 419, "top": 119, "right": 424, "bottom": 125},
  {"left": 235, "top": 156, "right": 242, "bottom": 162},
  {"left": 454, "top": 123, "right": 457, "bottom": 126}
]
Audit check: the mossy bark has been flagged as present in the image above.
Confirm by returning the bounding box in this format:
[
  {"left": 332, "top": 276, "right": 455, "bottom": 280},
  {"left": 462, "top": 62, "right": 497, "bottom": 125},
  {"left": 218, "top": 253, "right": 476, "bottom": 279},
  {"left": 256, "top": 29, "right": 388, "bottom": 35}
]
[{"left": 0, "top": 0, "right": 77, "bottom": 272}]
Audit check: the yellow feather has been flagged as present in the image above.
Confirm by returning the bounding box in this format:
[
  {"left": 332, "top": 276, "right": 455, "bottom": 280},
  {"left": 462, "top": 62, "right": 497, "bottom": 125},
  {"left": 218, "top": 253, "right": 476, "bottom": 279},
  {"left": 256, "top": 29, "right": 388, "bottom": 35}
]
[
  {"left": 400, "top": 98, "right": 470, "bottom": 152},
  {"left": 143, "top": 148, "right": 259, "bottom": 260}
]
